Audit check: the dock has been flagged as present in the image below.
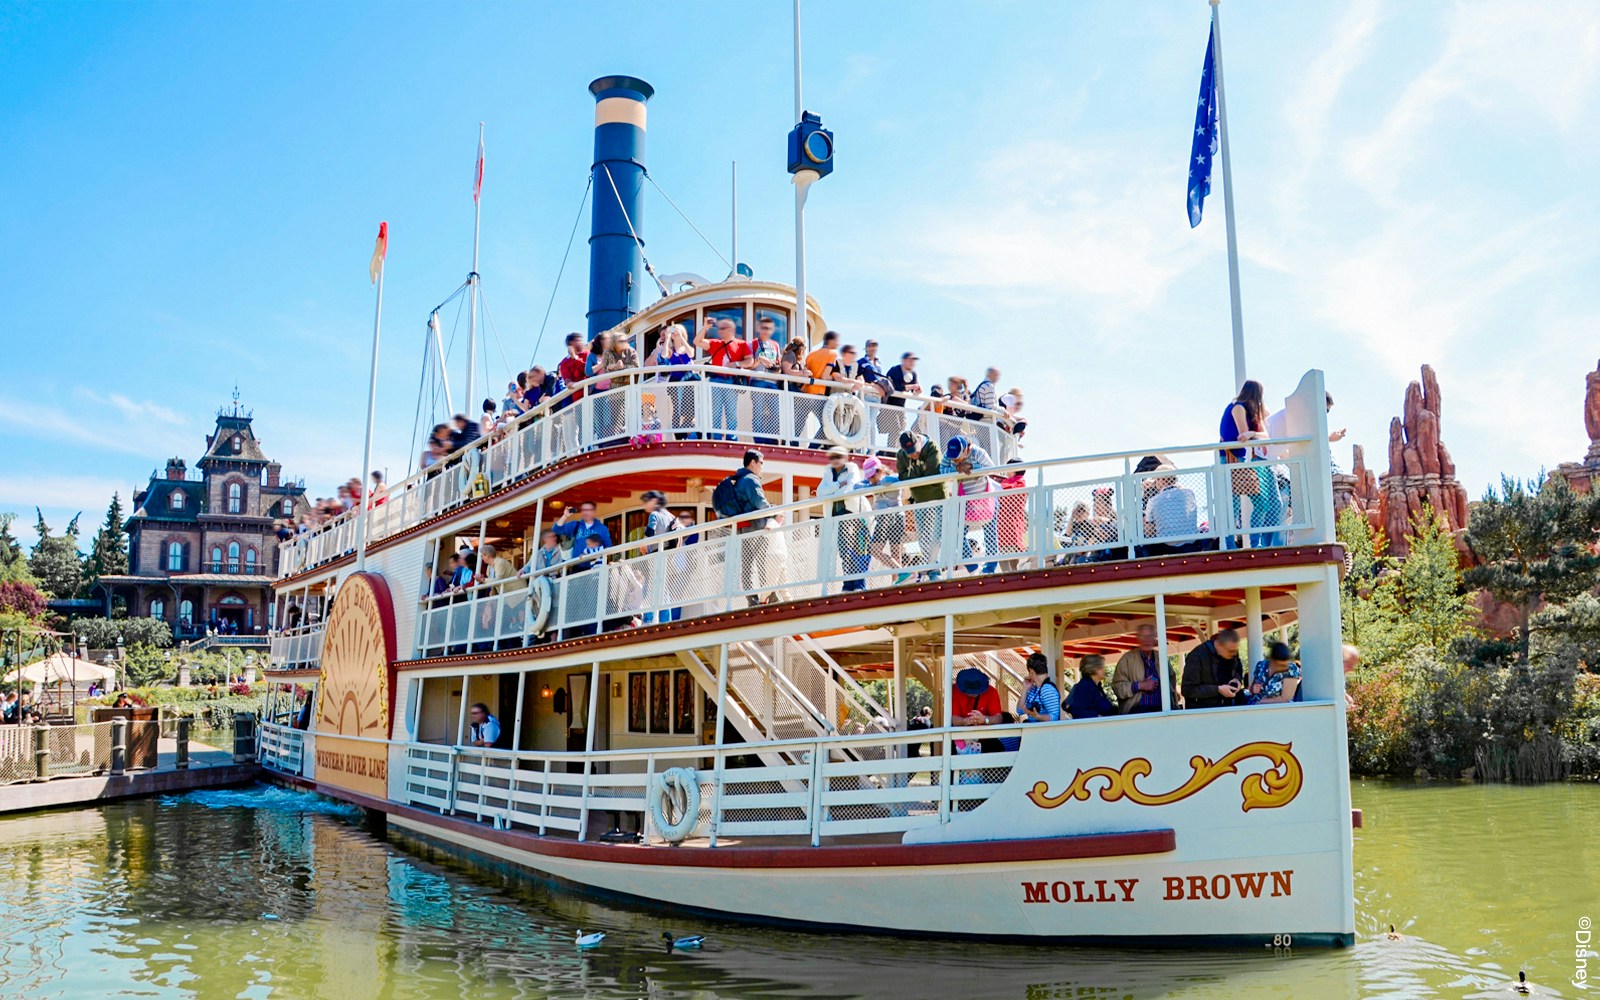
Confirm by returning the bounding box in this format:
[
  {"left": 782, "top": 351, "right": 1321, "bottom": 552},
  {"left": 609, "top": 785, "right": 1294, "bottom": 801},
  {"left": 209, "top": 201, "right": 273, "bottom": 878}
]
[{"left": 0, "top": 735, "right": 259, "bottom": 816}]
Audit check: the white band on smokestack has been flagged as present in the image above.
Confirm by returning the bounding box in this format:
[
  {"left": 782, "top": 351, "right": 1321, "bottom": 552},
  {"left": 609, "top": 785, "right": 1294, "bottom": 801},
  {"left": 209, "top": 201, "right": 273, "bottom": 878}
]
[{"left": 595, "top": 97, "right": 647, "bottom": 129}]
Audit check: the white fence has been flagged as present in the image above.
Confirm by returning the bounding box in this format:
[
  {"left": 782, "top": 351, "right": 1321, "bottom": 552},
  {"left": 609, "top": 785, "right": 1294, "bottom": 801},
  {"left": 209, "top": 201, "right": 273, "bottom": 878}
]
[
  {"left": 278, "top": 365, "right": 1018, "bottom": 578},
  {"left": 268, "top": 625, "right": 324, "bottom": 671},
  {"left": 261, "top": 721, "right": 1017, "bottom": 846},
  {"left": 259, "top": 723, "right": 311, "bottom": 779},
  {"left": 416, "top": 441, "right": 1321, "bottom": 656}
]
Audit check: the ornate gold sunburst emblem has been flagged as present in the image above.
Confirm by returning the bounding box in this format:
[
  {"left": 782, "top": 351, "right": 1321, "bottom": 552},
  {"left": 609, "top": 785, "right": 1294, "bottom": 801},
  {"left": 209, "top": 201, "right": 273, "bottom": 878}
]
[
  {"left": 315, "top": 573, "right": 392, "bottom": 740},
  {"left": 1025, "top": 741, "right": 1303, "bottom": 813}
]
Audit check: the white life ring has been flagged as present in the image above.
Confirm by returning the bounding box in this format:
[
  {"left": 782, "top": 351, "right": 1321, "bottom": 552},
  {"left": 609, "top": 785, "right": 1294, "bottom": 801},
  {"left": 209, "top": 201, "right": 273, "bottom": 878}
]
[
  {"left": 649, "top": 767, "right": 701, "bottom": 845},
  {"left": 527, "top": 575, "right": 553, "bottom": 636},
  {"left": 822, "top": 393, "right": 872, "bottom": 450}
]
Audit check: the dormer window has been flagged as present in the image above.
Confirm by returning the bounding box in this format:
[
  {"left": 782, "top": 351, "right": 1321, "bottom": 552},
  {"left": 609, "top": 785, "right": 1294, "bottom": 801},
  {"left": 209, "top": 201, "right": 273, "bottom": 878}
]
[
  {"left": 232, "top": 434, "right": 243, "bottom": 454},
  {"left": 169, "top": 490, "right": 185, "bottom": 511}
]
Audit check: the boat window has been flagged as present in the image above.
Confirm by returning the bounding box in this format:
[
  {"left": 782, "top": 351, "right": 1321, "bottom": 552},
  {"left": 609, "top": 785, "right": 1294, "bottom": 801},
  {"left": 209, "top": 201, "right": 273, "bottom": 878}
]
[
  {"left": 754, "top": 305, "right": 788, "bottom": 344},
  {"left": 703, "top": 304, "right": 746, "bottom": 341}
]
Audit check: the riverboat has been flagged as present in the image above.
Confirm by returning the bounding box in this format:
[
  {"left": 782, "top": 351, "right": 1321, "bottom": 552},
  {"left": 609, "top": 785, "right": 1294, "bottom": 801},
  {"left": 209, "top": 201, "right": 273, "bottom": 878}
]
[{"left": 257, "top": 74, "right": 1355, "bottom": 948}]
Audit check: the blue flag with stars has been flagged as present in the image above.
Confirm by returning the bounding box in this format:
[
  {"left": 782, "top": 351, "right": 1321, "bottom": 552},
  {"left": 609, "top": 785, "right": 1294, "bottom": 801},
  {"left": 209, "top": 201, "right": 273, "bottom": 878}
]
[{"left": 1187, "top": 17, "right": 1219, "bottom": 228}]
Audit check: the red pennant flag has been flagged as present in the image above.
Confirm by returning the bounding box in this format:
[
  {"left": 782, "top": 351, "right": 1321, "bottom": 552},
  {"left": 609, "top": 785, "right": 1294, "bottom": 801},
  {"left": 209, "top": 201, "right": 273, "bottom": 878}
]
[
  {"left": 369, "top": 221, "right": 388, "bottom": 284},
  {"left": 473, "top": 132, "right": 485, "bottom": 204}
]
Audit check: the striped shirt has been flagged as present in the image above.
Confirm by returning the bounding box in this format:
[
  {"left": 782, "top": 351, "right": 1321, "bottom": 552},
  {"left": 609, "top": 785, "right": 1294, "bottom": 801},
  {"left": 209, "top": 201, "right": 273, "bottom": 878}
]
[{"left": 1021, "top": 682, "right": 1061, "bottom": 722}]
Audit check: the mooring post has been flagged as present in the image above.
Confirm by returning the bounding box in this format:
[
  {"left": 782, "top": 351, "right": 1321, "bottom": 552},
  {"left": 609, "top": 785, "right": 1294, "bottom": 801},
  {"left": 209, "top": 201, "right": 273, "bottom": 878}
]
[
  {"left": 110, "top": 718, "right": 127, "bottom": 776},
  {"left": 232, "top": 711, "right": 257, "bottom": 764},
  {"left": 175, "top": 718, "right": 191, "bottom": 770},
  {"left": 32, "top": 726, "right": 50, "bottom": 780}
]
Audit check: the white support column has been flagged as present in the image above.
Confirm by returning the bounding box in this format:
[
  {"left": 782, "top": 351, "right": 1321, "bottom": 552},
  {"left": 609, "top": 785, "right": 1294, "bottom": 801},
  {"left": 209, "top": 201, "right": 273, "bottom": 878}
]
[
  {"left": 455, "top": 671, "right": 470, "bottom": 746},
  {"left": 938, "top": 614, "right": 954, "bottom": 824},
  {"left": 577, "top": 659, "right": 601, "bottom": 842},
  {"left": 710, "top": 643, "right": 730, "bottom": 848},
  {"left": 510, "top": 671, "right": 527, "bottom": 750},
  {"left": 1040, "top": 613, "right": 1061, "bottom": 690},
  {"left": 892, "top": 636, "right": 908, "bottom": 731},
  {"left": 1245, "top": 586, "right": 1264, "bottom": 669},
  {"left": 1156, "top": 594, "right": 1174, "bottom": 713}
]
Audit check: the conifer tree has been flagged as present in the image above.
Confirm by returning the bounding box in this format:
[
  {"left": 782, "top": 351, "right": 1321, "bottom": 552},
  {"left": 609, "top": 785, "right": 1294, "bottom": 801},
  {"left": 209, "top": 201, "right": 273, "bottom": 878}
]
[
  {"left": 27, "top": 509, "right": 86, "bottom": 602},
  {"left": 87, "top": 493, "right": 129, "bottom": 584}
]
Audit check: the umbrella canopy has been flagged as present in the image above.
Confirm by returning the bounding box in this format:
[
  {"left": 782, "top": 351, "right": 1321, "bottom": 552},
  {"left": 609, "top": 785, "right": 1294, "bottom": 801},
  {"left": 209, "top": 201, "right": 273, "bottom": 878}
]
[{"left": 11, "top": 652, "right": 118, "bottom": 686}]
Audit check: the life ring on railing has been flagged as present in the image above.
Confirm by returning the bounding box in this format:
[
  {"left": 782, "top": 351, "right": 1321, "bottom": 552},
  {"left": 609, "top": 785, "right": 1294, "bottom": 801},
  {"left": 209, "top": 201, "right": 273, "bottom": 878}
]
[
  {"left": 822, "top": 393, "right": 872, "bottom": 450},
  {"left": 527, "top": 575, "right": 553, "bottom": 636},
  {"left": 649, "top": 767, "right": 701, "bottom": 845}
]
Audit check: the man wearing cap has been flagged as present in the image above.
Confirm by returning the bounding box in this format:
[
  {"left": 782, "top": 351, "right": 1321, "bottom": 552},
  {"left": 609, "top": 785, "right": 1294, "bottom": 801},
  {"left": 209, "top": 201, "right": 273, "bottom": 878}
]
[
  {"left": 858, "top": 455, "right": 904, "bottom": 583},
  {"left": 816, "top": 446, "right": 868, "bottom": 591},
  {"left": 639, "top": 490, "right": 679, "bottom": 623},
  {"left": 941, "top": 435, "right": 998, "bottom": 576},
  {"left": 897, "top": 430, "right": 948, "bottom": 581},
  {"left": 952, "top": 667, "right": 1009, "bottom": 754},
  {"left": 1248, "top": 642, "right": 1302, "bottom": 705}
]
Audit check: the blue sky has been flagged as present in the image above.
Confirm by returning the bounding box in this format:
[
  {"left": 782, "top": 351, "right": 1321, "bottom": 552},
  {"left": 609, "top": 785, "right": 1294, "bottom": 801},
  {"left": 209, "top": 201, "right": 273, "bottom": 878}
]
[{"left": 3, "top": 1, "right": 1597, "bottom": 548}]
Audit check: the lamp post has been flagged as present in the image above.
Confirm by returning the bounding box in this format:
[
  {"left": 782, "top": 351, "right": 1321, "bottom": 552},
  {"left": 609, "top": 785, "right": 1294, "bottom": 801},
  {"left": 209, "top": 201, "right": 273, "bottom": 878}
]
[{"left": 113, "top": 634, "right": 125, "bottom": 692}]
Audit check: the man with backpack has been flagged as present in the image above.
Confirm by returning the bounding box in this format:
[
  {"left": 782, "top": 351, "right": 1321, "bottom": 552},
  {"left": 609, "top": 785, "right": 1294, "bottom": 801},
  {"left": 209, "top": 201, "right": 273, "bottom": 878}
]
[{"left": 713, "top": 449, "right": 779, "bottom": 605}]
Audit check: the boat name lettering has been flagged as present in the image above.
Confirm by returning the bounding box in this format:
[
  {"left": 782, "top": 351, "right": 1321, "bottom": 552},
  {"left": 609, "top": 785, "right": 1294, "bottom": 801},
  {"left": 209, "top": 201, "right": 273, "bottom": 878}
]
[{"left": 1019, "top": 870, "right": 1292, "bottom": 905}]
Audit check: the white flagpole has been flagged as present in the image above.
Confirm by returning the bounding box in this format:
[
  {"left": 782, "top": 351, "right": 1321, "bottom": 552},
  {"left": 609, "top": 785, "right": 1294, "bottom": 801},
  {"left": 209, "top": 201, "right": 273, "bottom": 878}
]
[
  {"left": 792, "top": 0, "right": 811, "bottom": 348},
  {"left": 1209, "top": 0, "right": 1247, "bottom": 390},
  {"left": 357, "top": 246, "right": 385, "bottom": 572},
  {"left": 466, "top": 122, "right": 484, "bottom": 416}
]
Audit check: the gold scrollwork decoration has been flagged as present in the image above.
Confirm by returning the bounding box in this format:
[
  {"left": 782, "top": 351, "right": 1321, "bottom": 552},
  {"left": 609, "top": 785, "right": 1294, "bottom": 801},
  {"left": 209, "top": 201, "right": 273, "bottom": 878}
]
[{"left": 1025, "top": 740, "right": 1303, "bottom": 814}]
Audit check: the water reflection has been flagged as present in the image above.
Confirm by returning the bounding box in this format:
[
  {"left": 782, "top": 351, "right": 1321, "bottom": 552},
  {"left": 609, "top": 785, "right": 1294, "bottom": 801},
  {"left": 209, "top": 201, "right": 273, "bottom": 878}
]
[{"left": 0, "top": 780, "right": 1591, "bottom": 999}]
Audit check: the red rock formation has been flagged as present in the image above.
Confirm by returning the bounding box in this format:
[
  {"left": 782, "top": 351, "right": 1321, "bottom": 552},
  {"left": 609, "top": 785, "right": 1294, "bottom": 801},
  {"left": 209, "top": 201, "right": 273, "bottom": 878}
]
[
  {"left": 1553, "top": 358, "right": 1600, "bottom": 496},
  {"left": 1332, "top": 443, "right": 1382, "bottom": 532},
  {"left": 1377, "top": 364, "right": 1470, "bottom": 556}
]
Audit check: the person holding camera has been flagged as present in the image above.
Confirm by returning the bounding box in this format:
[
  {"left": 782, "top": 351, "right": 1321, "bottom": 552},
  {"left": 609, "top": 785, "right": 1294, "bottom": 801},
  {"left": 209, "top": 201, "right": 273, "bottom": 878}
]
[{"left": 1181, "top": 628, "right": 1247, "bottom": 709}]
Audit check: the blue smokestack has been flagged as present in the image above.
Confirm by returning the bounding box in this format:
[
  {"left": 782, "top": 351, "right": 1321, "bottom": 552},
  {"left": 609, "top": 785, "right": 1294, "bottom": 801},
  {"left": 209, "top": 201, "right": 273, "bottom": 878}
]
[{"left": 587, "top": 75, "right": 654, "bottom": 336}]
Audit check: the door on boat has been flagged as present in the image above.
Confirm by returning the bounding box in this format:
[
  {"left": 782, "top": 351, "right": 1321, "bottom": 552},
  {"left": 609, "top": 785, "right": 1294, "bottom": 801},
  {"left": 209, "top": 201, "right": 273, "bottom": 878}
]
[{"left": 565, "top": 672, "right": 589, "bottom": 772}]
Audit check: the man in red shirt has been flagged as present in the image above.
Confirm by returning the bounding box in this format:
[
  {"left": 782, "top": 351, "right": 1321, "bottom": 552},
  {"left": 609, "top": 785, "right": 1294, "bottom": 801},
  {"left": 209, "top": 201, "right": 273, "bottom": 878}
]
[
  {"left": 557, "top": 332, "right": 589, "bottom": 405},
  {"left": 702, "top": 318, "right": 752, "bottom": 440},
  {"left": 952, "top": 667, "right": 1009, "bottom": 755}
]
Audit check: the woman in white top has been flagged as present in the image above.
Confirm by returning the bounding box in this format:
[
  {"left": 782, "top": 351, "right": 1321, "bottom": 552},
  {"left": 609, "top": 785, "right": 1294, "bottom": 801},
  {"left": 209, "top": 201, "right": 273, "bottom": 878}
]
[{"left": 817, "top": 447, "right": 870, "bottom": 592}]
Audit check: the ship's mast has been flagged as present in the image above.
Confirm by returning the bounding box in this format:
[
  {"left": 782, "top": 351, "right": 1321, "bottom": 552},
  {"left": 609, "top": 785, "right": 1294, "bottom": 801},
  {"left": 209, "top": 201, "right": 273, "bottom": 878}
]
[
  {"left": 466, "top": 122, "right": 484, "bottom": 414},
  {"left": 792, "top": 0, "right": 808, "bottom": 347}
]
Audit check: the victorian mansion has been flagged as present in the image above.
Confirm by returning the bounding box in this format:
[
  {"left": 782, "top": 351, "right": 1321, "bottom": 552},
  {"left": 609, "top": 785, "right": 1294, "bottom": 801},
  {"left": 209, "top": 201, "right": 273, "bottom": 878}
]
[{"left": 95, "top": 401, "right": 307, "bottom": 640}]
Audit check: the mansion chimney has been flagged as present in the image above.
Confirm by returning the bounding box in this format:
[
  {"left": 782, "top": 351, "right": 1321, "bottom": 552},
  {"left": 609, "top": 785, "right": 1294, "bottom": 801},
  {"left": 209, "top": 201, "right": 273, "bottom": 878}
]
[{"left": 166, "top": 458, "right": 186, "bottom": 481}]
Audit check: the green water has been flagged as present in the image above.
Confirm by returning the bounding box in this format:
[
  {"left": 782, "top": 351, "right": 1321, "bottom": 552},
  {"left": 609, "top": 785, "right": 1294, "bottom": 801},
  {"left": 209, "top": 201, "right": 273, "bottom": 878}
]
[{"left": 0, "top": 781, "right": 1592, "bottom": 999}]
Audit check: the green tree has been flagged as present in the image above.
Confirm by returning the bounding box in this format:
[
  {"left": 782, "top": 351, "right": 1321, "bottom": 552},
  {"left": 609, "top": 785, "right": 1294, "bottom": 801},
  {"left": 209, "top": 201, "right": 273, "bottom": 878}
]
[
  {"left": 72, "top": 616, "right": 173, "bottom": 651},
  {"left": 123, "top": 643, "right": 176, "bottom": 688},
  {"left": 1335, "top": 508, "right": 1407, "bottom": 668},
  {"left": 1396, "top": 504, "right": 1477, "bottom": 658},
  {"left": 1464, "top": 475, "right": 1600, "bottom": 660},
  {"left": 28, "top": 509, "right": 86, "bottom": 601},
  {"left": 86, "top": 493, "right": 129, "bottom": 585},
  {"left": 0, "top": 512, "right": 22, "bottom": 575}
]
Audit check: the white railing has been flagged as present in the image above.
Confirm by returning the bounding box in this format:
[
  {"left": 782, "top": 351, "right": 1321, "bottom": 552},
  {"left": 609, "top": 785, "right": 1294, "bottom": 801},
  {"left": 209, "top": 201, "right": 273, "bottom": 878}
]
[
  {"left": 415, "top": 438, "right": 1322, "bottom": 658},
  {"left": 0, "top": 722, "right": 118, "bottom": 784},
  {"left": 267, "top": 624, "right": 324, "bottom": 670},
  {"left": 258, "top": 720, "right": 1018, "bottom": 846},
  {"left": 278, "top": 365, "right": 1018, "bottom": 578},
  {"left": 259, "top": 723, "right": 308, "bottom": 776}
]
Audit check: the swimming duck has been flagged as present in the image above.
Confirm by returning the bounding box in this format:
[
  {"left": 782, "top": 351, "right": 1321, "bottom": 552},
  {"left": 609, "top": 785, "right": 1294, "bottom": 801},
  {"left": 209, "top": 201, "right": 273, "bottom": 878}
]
[
  {"left": 1385, "top": 924, "right": 1402, "bottom": 941},
  {"left": 1514, "top": 970, "right": 1530, "bottom": 995},
  {"left": 576, "top": 930, "right": 606, "bottom": 949},
  {"left": 662, "top": 932, "right": 705, "bottom": 950}
]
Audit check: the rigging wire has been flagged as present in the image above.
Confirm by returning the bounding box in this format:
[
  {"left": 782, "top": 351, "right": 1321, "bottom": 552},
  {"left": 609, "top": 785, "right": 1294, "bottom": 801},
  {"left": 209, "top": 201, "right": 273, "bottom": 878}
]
[
  {"left": 645, "top": 171, "right": 733, "bottom": 271},
  {"left": 406, "top": 326, "right": 433, "bottom": 478},
  {"left": 476, "top": 285, "right": 514, "bottom": 390},
  {"left": 531, "top": 177, "right": 592, "bottom": 366},
  {"left": 602, "top": 164, "right": 670, "bottom": 298}
]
